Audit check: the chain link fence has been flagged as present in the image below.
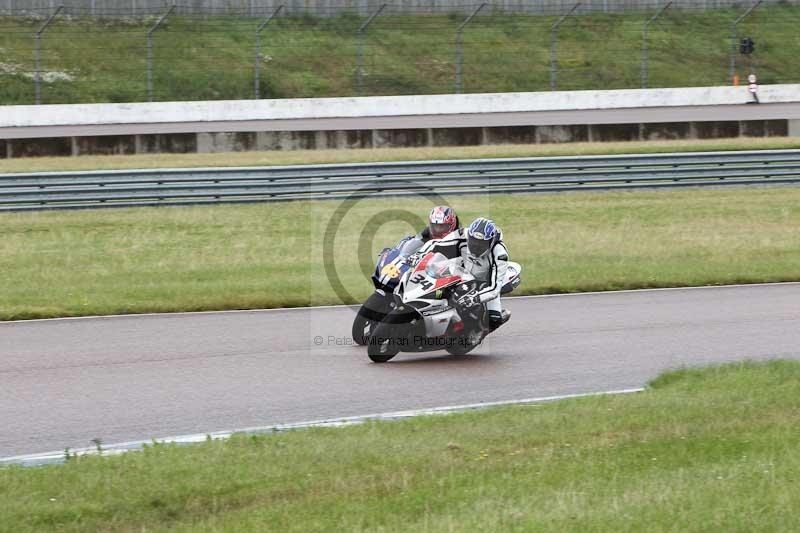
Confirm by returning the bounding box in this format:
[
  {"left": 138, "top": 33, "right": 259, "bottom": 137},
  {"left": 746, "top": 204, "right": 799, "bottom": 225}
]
[
  {"left": 2, "top": 1, "right": 799, "bottom": 16},
  {"left": 0, "top": 1, "right": 798, "bottom": 105}
]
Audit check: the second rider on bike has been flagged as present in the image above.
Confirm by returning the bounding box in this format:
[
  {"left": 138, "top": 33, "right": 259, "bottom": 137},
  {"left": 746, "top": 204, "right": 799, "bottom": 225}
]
[{"left": 398, "top": 205, "right": 461, "bottom": 257}]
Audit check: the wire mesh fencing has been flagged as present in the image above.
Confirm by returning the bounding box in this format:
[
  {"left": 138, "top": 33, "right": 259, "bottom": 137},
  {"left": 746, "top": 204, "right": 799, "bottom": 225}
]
[{"left": 0, "top": 1, "right": 798, "bottom": 105}]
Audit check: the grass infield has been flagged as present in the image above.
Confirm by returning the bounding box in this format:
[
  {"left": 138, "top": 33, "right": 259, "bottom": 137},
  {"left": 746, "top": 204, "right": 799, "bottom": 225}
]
[
  {"left": 1, "top": 186, "right": 800, "bottom": 321},
  {"left": 2, "top": 360, "right": 800, "bottom": 531}
]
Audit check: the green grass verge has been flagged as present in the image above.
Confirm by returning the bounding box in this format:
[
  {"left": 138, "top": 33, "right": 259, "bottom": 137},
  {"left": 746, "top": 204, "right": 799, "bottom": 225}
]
[
  {"left": 1, "top": 7, "right": 799, "bottom": 104},
  {"left": 2, "top": 137, "right": 800, "bottom": 174},
  {"left": 1, "top": 186, "right": 799, "bottom": 321},
  {"left": 3, "top": 360, "right": 800, "bottom": 531}
]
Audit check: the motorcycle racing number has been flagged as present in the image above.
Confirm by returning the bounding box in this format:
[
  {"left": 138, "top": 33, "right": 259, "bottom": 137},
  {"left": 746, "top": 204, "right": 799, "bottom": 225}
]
[
  {"left": 380, "top": 263, "right": 402, "bottom": 279},
  {"left": 410, "top": 273, "right": 434, "bottom": 291}
]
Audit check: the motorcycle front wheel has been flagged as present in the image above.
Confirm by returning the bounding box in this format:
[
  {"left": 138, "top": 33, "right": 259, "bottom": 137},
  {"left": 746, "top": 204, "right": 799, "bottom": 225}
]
[
  {"left": 351, "top": 313, "right": 373, "bottom": 346},
  {"left": 351, "top": 292, "right": 391, "bottom": 346}
]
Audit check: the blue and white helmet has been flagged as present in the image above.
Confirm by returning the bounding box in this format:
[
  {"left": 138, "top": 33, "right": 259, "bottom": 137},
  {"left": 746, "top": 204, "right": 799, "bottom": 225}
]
[{"left": 466, "top": 217, "right": 497, "bottom": 257}]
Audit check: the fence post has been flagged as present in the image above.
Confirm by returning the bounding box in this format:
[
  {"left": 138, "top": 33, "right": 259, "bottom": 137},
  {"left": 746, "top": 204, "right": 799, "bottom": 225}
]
[
  {"left": 356, "top": 4, "right": 386, "bottom": 97},
  {"left": 146, "top": 3, "right": 176, "bottom": 103},
  {"left": 455, "top": 3, "right": 486, "bottom": 94},
  {"left": 641, "top": 1, "right": 672, "bottom": 89},
  {"left": 550, "top": 2, "right": 580, "bottom": 91},
  {"left": 34, "top": 4, "right": 63, "bottom": 105},
  {"left": 729, "top": 0, "right": 761, "bottom": 85},
  {"left": 254, "top": 5, "right": 284, "bottom": 100}
]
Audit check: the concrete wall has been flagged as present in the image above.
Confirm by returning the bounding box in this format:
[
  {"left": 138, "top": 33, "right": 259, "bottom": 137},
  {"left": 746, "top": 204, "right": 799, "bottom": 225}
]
[
  {"left": 1, "top": 85, "right": 797, "bottom": 158},
  {"left": 189, "top": 121, "right": 790, "bottom": 153},
  {"left": 1, "top": 120, "right": 790, "bottom": 158},
  {"left": 7, "top": 0, "right": 800, "bottom": 16}
]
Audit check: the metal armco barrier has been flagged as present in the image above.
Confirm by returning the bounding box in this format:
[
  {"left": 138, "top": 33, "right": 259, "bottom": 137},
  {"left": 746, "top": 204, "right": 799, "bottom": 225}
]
[{"left": 2, "top": 150, "right": 800, "bottom": 212}]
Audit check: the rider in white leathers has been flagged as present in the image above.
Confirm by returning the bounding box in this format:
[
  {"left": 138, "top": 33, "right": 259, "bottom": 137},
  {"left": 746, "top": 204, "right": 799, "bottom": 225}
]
[{"left": 415, "top": 217, "right": 510, "bottom": 331}]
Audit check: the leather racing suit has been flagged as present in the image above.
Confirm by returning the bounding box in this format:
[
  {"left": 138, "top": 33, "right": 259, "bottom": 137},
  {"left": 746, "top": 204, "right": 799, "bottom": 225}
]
[{"left": 415, "top": 227, "right": 510, "bottom": 330}]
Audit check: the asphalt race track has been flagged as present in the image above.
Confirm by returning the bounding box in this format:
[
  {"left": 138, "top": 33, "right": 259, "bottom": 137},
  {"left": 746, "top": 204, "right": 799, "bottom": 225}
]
[{"left": 2, "top": 283, "right": 799, "bottom": 458}]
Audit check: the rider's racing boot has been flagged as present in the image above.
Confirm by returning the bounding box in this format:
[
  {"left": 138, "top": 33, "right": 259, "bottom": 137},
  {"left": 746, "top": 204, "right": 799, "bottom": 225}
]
[{"left": 488, "top": 309, "right": 511, "bottom": 332}]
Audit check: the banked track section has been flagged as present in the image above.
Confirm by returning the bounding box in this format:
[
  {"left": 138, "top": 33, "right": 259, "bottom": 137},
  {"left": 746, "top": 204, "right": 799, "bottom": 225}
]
[{"left": 2, "top": 149, "right": 800, "bottom": 211}]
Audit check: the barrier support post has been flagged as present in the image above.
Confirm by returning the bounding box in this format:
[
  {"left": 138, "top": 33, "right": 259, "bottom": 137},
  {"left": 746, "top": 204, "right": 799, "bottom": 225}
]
[
  {"left": 147, "top": 4, "right": 176, "bottom": 103},
  {"left": 455, "top": 3, "right": 487, "bottom": 94},
  {"left": 641, "top": 1, "right": 672, "bottom": 89},
  {"left": 356, "top": 4, "right": 386, "bottom": 97},
  {"left": 34, "top": 5, "right": 64, "bottom": 105},
  {"left": 254, "top": 5, "right": 284, "bottom": 99},
  {"left": 550, "top": 2, "right": 580, "bottom": 91}
]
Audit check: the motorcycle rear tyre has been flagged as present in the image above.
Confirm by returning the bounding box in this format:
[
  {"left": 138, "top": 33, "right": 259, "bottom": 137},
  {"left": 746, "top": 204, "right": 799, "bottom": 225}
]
[{"left": 446, "top": 342, "right": 478, "bottom": 356}]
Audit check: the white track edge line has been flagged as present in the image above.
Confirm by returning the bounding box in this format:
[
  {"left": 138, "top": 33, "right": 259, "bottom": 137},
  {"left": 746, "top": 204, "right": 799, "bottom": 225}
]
[
  {"left": 0, "top": 387, "right": 644, "bottom": 467},
  {"left": 3, "top": 281, "right": 799, "bottom": 324}
]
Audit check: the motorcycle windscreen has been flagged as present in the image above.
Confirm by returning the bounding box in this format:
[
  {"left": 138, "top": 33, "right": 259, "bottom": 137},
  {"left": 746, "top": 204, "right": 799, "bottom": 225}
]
[{"left": 403, "top": 253, "right": 464, "bottom": 302}]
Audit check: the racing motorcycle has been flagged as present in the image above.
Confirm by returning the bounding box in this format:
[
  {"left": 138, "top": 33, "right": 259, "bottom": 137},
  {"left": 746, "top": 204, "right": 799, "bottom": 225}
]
[
  {"left": 351, "top": 235, "right": 420, "bottom": 345},
  {"left": 367, "top": 251, "right": 522, "bottom": 363}
]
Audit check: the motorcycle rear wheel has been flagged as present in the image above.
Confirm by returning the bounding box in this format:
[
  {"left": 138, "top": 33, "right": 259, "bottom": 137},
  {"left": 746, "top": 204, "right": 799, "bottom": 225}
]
[
  {"left": 446, "top": 342, "right": 478, "bottom": 356},
  {"left": 367, "top": 321, "right": 406, "bottom": 363},
  {"left": 368, "top": 340, "right": 399, "bottom": 362}
]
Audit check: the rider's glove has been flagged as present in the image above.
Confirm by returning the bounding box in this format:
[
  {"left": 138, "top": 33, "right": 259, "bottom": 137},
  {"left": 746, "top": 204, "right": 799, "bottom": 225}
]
[
  {"left": 407, "top": 252, "right": 422, "bottom": 265},
  {"left": 458, "top": 290, "right": 479, "bottom": 308}
]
